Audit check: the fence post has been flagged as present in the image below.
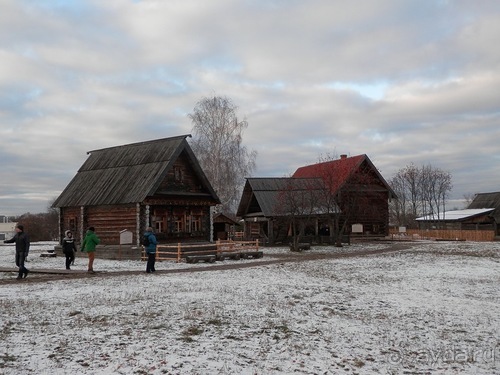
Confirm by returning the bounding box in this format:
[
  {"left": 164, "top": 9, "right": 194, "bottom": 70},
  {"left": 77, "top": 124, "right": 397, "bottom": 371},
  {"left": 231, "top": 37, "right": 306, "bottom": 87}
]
[{"left": 177, "top": 243, "right": 182, "bottom": 263}]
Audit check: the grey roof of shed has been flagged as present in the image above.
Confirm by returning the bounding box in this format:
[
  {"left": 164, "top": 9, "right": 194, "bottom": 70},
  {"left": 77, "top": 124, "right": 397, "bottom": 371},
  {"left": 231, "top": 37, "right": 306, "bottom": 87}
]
[
  {"left": 236, "top": 177, "right": 336, "bottom": 218},
  {"left": 53, "top": 135, "right": 219, "bottom": 207}
]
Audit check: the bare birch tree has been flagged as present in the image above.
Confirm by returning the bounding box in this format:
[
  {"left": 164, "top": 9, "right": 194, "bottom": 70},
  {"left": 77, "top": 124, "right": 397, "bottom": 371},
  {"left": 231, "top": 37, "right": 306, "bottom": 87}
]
[{"left": 189, "top": 96, "right": 257, "bottom": 212}]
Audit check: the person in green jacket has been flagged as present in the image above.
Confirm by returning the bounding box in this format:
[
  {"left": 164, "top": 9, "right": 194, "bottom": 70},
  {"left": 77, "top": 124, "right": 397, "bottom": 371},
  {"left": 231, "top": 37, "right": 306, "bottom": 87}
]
[{"left": 81, "top": 226, "right": 100, "bottom": 273}]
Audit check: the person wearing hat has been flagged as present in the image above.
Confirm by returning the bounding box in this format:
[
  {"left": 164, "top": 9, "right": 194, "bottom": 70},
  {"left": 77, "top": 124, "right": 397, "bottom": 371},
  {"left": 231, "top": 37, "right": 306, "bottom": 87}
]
[
  {"left": 62, "top": 230, "right": 77, "bottom": 270},
  {"left": 81, "top": 226, "right": 100, "bottom": 273},
  {"left": 3, "top": 224, "right": 30, "bottom": 279}
]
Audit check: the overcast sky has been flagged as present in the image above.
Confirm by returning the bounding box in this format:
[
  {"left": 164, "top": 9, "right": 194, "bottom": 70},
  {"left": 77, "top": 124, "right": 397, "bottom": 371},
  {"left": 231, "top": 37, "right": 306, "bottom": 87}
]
[{"left": 1, "top": 0, "right": 500, "bottom": 216}]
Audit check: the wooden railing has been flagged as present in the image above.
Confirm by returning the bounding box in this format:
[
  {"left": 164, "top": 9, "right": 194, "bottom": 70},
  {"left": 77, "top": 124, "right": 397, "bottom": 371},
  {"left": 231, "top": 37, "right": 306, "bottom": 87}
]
[{"left": 141, "top": 239, "right": 260, "bottom": 262}]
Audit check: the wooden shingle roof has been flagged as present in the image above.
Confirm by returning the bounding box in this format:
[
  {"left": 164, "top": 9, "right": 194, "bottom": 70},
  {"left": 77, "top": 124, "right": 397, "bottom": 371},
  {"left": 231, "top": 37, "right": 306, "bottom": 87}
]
[
  {"left": 53, "top": 135, "right": 219, "bottom": 207},
  {"left": 468, "top": 192, "right": 500, "bottom": 220}
]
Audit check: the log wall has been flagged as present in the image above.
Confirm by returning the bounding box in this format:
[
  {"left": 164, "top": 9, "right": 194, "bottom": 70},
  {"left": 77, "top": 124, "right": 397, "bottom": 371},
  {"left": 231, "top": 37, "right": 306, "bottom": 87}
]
[{"left": 84, "top": 204, "right": 138, "bottom": 245}]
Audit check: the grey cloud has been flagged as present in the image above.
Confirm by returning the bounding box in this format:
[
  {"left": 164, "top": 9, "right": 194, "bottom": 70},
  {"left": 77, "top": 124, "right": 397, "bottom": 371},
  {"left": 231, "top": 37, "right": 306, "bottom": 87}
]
[{"left": 1, "top": 0, "right": 499, "bottom": 215}]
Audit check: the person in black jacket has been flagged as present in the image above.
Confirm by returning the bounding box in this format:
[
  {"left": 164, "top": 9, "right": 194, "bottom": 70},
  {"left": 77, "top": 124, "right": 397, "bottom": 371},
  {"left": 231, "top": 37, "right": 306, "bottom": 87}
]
[
  {"left": 62, "top": 230, "right": 77, "bottom": 270},
  {"left": 3, "top": 224, "right": 30, "bottom": 279},
  {"left": 143, "top": 227, "right": 158, "bottom": 273}
]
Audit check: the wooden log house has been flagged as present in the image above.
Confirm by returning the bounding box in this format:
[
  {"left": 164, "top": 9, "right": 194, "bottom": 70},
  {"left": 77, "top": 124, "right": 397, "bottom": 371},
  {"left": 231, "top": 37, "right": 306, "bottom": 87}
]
[
  {"left": 52, "top": 135, "right": 220, "bottom": 258},
  {"left": 237, "top": 154, "right": 396, "bottom": 244},
  {"left": 292, "top": 154, "right": 396, "bottom": 238}
]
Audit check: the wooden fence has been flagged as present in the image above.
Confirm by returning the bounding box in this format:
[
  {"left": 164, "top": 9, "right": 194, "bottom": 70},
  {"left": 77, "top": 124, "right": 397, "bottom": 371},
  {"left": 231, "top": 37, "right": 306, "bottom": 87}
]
[
  {"left": 141, "top": 239, "right": 260, "bottom": 262},
  {"left": 389, "top": 229, "right": 496, "bottom": 242}
]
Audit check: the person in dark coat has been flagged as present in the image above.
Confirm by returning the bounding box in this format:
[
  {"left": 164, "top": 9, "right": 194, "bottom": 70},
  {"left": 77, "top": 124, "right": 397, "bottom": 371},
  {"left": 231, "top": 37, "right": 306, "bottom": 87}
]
[
  {"left": 62, "top": 230, "right": 77, "bottom": 270},
  {"left": 143, "top": 227, "right": 158, "bottom": 273},
  {"left": 3, "top": 224, "right": 30, "bottom": 279}
]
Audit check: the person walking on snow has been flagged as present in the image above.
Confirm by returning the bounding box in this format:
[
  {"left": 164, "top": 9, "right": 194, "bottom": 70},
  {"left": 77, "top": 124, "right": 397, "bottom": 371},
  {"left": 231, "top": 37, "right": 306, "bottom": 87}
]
[
  {"left": 143, "top": 227, "right": 157, "bottom": 273},
  {"left": 62, "top": 230, "right": 77, "bottom": 270},
  {"left": 3, "top": 224, "right": 30, "bottom": 279},
  {"left": 81, "top": 227, "right": 100, "bottom": 273}
]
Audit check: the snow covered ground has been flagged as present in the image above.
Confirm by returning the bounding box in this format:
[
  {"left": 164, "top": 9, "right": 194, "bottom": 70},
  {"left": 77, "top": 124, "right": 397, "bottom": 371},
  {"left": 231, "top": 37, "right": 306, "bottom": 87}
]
[{"left": 0, "top": 241, "right": 499, "bottom": 374}]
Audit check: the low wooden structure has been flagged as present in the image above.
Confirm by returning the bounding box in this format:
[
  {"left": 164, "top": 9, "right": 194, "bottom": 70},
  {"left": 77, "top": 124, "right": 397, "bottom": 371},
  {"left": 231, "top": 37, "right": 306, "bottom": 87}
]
[
  {"left": 415, "top": 208, "right": 495, "bottom": 230},
  {"left": 413, "top": 203, "right": 500, "bottom": 241},
  {"left": 389, "top": 228, "right": 496, "bottom": 242},
  {"left": 213, "top": 213, "right": 239, "bottom": 240},
  {"left": 141, "top": 239, "right": 261, "bottom": 263}
]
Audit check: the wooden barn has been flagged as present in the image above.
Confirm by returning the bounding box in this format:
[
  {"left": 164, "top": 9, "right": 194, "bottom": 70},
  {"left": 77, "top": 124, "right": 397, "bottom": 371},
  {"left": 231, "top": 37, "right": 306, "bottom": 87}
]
[
  {"left": 415, "top": 208, "right": 495, "bottom": 230},
  {"left": 237, "top": 154, "right": 396, "bottom": 244},
  {"left": 467, "top": 191, "right": 500, "bottom": 238},
  {"left": 397, "top": 204, "right": 498, "bottom": 242},
  {"left": 293, "top": 154, "right": 396, "bottom": 237},
  {"left": 236, "top": 177, "right": 330, "bottom": 244},
  {"left": 52, "top": 135, "right": 220, "bottom": 256}
]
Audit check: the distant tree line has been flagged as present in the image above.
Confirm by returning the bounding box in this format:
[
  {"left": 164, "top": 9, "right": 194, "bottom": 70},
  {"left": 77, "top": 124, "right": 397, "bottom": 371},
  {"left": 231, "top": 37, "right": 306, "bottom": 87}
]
[
  {"left": 389, "top": 163, "right": 452, "bottom": 228},
  {"left": 9, "top": 202, "right": 59, "bottom": 242}
]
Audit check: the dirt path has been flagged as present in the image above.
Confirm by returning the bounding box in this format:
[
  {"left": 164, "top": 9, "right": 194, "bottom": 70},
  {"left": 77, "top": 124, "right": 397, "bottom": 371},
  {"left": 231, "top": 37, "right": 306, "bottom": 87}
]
[{"left": 0, "top": 242, "right": 417, "bottom": 285}]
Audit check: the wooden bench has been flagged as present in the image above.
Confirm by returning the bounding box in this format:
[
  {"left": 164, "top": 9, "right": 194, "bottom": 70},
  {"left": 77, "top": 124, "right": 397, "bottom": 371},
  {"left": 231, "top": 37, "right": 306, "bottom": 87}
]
[
  {"left": 185, "top": 255, "right": 217, "bottom": 264},
  {"left": 240, "top": 251, "right": 264, "bottom": 259},
  {"left": 217, "top": 252, "right": 241, "bottom": 261}
]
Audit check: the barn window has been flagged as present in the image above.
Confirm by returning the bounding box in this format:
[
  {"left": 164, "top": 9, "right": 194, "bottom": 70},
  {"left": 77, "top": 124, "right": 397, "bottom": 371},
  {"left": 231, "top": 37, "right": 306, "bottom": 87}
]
[
  {"left": 69, "top": 218, "right": 77, "bottom": 232},
  {"left": 174, "top": 167, "right": 183, "bottom": 182}
]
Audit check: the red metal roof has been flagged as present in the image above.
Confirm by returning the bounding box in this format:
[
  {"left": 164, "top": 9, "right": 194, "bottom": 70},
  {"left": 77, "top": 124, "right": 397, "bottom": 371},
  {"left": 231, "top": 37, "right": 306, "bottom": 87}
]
[{"left": 292, "top": 154, "right": 366, "bottom": 194}]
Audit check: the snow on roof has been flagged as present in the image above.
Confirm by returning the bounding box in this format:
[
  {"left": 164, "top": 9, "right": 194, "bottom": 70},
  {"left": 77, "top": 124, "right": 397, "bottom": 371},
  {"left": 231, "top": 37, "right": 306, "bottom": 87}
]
[{"left": 415, "top": 208, "right": 495, "bottom": 221}]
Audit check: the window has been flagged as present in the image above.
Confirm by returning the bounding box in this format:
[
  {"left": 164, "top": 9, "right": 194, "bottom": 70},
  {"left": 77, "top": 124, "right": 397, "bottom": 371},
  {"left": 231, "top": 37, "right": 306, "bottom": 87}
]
[
  {"left": 191, "top": 215, "right": 202, "bottom": 232},
  {"left": 155, "top": 221, "right": 163, "bottom": 232},
  {"left": 174, "top": 167, "right": 183, "bottom": 182},
  {"left": 69, "top": 218, "right": 77, "bottom": 232},
  {"left": 175, "top": 216, "right": 183, "bottom": 232}
]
